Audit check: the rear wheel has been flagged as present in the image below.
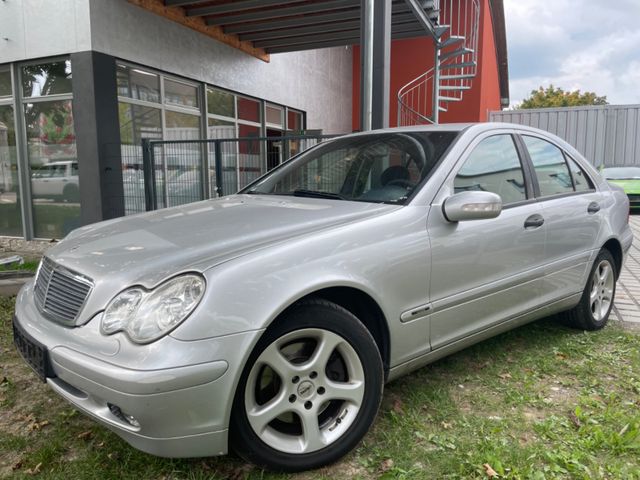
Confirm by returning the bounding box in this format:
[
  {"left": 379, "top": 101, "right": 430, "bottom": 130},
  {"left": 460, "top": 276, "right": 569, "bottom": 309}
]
[
  {"left": 229, "top": 298, "right": 383, "bottom": 472},
  {"left": 559, "top": 249, "right": 616, "bottom": 330}
]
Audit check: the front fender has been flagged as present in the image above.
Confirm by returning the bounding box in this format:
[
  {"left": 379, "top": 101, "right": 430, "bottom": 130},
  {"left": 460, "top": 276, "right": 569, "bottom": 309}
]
[{"left": 170, "top": 206, "right": 433, "bottom": 370}]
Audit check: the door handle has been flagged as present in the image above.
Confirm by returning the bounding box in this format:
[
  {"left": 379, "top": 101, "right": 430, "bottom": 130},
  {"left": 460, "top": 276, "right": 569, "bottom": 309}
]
[
  {"left": 587, "top": 202, "right": 601, "bottom": 214},
  {"left": 524, "top": 214, "right": 544, "bottom": 229}
]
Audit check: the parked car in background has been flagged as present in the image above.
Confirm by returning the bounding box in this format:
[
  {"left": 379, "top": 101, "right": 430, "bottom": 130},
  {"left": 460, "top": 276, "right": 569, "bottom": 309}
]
[
  {"left": 13, "top": 124, "right": 632, "bottom": 472},
  {"left": 602, "top": 166, "right": 640, "bottom": 210},
  {"left": 31, "top": 160, "right": 79, "bottom": 202}
]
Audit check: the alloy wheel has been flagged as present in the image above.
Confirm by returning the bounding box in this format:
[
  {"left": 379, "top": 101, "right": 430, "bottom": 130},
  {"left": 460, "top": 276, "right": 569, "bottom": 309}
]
[
  {"left": 244, "top": 328, "right": 365, "bottom": 454},
  {"left": 590, "top": 260, "right": 614, "bottom": 321}
]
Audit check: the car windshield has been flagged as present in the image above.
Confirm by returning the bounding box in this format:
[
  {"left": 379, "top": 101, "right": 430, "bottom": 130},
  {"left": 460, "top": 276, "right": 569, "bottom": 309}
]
[
  {"left": 242, "top": 131, "right": 459, "bottom": 204},
  {"left": 602, "top": 167, "right": 640, "bottom": 180}
]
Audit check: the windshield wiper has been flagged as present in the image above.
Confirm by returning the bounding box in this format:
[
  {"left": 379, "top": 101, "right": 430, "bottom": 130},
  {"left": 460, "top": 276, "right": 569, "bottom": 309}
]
[{"left": 292, "top": 189, "right": 346, "bottom": 200}]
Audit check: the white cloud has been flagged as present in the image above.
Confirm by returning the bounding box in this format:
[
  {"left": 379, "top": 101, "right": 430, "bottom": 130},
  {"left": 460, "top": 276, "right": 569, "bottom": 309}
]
[{"left": 504, "top": 0, "right": 640, "bottom": 106}]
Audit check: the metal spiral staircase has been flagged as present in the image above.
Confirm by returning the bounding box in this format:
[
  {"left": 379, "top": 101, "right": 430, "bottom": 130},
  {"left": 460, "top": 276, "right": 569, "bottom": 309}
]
[{"left": 398, "top": 0, "right": 480, "bottom": 125}]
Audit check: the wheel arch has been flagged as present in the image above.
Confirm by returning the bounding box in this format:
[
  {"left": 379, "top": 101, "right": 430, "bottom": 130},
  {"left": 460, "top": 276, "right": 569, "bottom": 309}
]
[
  {"left": 602, "top": 237, "right": 623, "bottom": 279},
  {"left": 271, "top": 286, "right": 391, "bottom": 380}
]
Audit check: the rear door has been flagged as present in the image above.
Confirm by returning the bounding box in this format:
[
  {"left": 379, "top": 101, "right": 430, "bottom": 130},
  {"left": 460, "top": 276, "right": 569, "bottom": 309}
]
[
  {"left": 519, "top": 135, "right": 601, "bottom": 303},
  {"left": 427, "top": 132, "right": 547, "bottom": 349}
]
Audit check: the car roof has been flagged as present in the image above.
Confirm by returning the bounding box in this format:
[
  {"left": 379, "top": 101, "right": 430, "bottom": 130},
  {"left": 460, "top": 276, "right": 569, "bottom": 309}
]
[{"left": 342, "top": 122, "right": 571, "bottom": 137}]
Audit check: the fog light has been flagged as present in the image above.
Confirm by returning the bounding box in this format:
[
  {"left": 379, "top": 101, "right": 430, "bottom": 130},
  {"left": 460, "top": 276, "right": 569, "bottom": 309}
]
[{"left": 108, "top": 403, "right": 140, "bottom": 428}]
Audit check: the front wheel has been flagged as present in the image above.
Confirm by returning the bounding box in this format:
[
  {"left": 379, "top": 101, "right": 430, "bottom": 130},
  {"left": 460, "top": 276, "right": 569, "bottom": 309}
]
[
  {"left": 229, "top": 298, "right": 383, "bottom": 472},
  {"left": 559, "top": 249, "right": 617, "bottom": 330}
]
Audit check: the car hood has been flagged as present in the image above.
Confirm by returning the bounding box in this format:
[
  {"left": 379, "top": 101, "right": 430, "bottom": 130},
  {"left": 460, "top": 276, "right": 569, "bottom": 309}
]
[{"left": 46, "top": 195, "right": 398, "bottom": 309}]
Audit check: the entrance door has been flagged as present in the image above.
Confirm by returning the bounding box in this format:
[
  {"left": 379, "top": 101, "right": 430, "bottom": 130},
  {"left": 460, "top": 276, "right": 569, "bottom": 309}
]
[{"left": 266, "top": 128, "right": 283, "bottom": 171}]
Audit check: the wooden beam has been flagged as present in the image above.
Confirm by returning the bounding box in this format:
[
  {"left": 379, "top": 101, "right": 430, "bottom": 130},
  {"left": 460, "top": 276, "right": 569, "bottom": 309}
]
[{"left": 127, "top": 0, "right": 270, "bottom": 62}]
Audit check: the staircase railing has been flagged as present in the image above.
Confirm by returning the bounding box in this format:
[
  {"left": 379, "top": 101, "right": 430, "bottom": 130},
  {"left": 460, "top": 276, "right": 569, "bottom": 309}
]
[{"left": 397, "top": 0, "right": 480, "bottom": 125}]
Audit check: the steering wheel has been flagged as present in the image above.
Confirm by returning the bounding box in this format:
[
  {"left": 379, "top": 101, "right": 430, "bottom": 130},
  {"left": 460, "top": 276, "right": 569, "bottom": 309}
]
[{"left": 386, "top": 178, "right": 415, "bottom": 189}]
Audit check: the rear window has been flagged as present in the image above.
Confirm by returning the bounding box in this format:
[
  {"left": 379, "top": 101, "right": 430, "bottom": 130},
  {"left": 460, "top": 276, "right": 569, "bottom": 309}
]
[{"left": 523, "top": 136, "right": 573, "bottom": 197}]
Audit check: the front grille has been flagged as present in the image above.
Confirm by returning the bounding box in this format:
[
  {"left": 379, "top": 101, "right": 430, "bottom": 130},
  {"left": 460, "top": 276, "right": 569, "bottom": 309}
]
[{"left": 34, "top": 257, "right": 93, "bottom": 326}]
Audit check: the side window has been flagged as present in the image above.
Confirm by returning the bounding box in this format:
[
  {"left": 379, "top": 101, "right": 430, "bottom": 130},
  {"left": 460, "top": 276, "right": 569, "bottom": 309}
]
[
  {"left": 454, "top": 135, "right": 527, "bottom": 205},
  {"left": 523, "top": 136, "right": 573, "bottom": 197},
  {"left": 566, "top": 156, "right": 594, "bottom": 192}
]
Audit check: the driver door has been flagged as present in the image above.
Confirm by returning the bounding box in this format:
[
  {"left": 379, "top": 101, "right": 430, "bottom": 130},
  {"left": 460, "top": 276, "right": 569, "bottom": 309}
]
[{"left": 427, "top": 133, "right": 547, "bottom": 350}]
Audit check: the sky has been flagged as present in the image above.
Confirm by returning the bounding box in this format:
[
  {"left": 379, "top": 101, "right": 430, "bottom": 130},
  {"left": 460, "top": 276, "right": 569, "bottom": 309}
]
[{"left": 504, "top": 0, "right": 640, "bottom": 107}]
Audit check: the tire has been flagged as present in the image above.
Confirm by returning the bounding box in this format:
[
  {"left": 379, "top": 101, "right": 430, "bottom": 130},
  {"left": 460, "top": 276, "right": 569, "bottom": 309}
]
[
  {"left": 559, "top": 249, "right": 617, "bottom": 330},
  {"left": 229, "top": 298, "right": 384, "bottom": 472}
]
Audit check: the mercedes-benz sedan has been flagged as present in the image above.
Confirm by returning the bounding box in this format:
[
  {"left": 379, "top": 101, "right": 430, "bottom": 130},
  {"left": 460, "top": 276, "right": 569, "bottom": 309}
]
[{"left": 13, "top": 123, "right": 632, "bottom": 472}]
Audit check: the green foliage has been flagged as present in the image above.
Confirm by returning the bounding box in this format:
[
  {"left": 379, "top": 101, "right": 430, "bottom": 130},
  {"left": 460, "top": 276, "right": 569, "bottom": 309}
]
[{"left": 519, "top": 85, "right": 608, "bottom": 109}]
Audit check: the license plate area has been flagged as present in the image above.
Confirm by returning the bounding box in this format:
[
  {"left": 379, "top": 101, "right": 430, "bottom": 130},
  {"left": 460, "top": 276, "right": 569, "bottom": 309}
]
[{"left": 13, "top": 316, "right": 54, "bottom": 382}]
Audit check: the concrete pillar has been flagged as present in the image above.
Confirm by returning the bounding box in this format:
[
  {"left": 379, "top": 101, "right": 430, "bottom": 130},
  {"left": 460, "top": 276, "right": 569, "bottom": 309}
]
[{"left": 71, "top": 51, "right": 124, "bottom": 226}]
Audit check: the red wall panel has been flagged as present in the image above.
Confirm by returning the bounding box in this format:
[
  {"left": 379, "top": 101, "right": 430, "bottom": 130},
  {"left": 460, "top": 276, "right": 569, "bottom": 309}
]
[{"left": 351, "top": 0, "right": 501, "bottom": 129}]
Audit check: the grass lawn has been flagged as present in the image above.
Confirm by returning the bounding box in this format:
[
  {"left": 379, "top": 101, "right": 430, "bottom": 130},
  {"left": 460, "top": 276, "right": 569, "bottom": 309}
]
[
  {"left": 0, "top": 261, "right": 39, "bottom": 274},
  {"left": 1, "top": 295, "right": 639, "bottom": 479}
]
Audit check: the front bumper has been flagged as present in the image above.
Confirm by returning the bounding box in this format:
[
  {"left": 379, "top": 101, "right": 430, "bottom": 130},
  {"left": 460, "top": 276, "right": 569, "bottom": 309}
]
[{"left": 13, "top": 281, "right": 263, "bottom": 458}]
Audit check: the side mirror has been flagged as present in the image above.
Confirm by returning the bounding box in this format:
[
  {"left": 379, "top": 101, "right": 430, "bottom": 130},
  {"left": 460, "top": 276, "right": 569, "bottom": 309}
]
[{"left": 443, "top": 191, "right": 502, "bottom": 222}]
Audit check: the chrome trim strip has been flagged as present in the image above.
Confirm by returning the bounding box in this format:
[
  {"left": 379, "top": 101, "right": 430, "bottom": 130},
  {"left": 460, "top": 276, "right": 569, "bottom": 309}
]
[{"left": 400, "top": 303, "right": 432, "bottom": 323}]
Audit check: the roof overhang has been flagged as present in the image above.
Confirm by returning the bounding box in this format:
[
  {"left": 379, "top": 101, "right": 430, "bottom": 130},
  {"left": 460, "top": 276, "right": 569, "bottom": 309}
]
[{"left": 128, "top": 0, "right": 436, "bottom": 61}]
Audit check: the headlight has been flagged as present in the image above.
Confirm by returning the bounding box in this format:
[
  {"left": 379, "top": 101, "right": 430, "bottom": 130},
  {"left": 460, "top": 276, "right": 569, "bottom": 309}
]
[{"left": 101, "top": 274, "right": 205, "bottom": 344}]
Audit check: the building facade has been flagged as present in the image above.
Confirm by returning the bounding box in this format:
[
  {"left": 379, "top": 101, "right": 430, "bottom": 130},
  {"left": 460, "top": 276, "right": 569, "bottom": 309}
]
[{"left": 0, "top": 0, "right": 507, "bottom": 240}]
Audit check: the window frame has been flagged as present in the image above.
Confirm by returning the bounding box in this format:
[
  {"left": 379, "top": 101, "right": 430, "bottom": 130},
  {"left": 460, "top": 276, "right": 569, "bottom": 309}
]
[
  {"left": 563, "top": 152, "right": 596, "bottom": 193},
  {"left": 516, "top": 134, "right": 597, "bottom": 201},
  {"left": 449, "top": 133, "right": 535, "bottom": 209}
]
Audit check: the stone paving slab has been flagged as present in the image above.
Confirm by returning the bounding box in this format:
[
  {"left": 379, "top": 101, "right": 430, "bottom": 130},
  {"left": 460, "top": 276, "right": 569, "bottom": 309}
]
[{"left": 612, "top": 216, "right": 640, "bottom": 326}]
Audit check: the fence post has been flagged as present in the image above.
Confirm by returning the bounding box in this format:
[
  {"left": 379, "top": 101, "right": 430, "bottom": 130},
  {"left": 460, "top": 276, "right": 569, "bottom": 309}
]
[
  {"left": 214, "top": 140, "right": 224, "bottom": 197},
  {"left": 142, "top": 139, "right": 157, "bottom": 211}
]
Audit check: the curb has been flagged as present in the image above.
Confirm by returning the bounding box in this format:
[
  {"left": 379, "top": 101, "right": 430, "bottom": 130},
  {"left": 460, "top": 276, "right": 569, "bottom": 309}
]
[{"left": 0, "top": 276, "right": 32, "bottom": 297}]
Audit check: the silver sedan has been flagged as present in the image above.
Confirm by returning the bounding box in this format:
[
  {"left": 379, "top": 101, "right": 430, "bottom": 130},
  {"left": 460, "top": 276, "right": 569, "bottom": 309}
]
[{"left": 13, "top": 123, "right": 632, "bottom": 472}]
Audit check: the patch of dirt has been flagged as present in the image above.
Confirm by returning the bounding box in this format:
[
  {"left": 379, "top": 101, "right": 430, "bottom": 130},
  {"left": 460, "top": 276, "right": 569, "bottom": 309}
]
[
  {"left": 306, "top": 458, "right": 370, "bottom": 480},
  {"left": 0, "top": 359, "right": 54, "bottom": 435},
  {"left": 0, "top": 450, "right": 24, "bottom": 478}
]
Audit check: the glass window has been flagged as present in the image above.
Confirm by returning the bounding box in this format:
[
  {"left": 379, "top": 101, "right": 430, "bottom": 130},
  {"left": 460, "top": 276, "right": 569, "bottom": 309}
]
[
  {"left": 566, "top": 156, "right": 594, "bottom": 192},
  {"left": 116, "top": 64, "right": 160, "bottom": 103},
  {"left": 22, "top": 61, "right": 72, "bottom": 98},
  {"left": 24, "top": 99, "right": 79, "bottom": 238},
  {"left": 287, "top": 109, "right": 303, "bottom": 131},
  {"left": 0, "top": 105, "right": 23, "bottom": 236},
  {"left": 237, "top": 96, "right": 260, "bottom": 123},
  {"left": 238, "top": 124, "right": 261, "bottom": 190},
  {"left": 246, "top": 132, "right": 458, "bottom": 205},
  {"left": 164, "top": 79, "right": 199, "bottom": 108},
  {"left": 266, "top": 104, "right": 283, "bottom": 126},
  {"left": 0, "top": 70, "right": 11, "bottom": 98},
  {"left": 119, "top": 103, "right": 162, "bottom": 145},
  {"left": 207, "top": 87, "right": 235, "bottom": 118},
  {"left": 165, "top": 110, "right": 200, "bottom": 140},
  {"left": 119, "top": 103, "right": 162, "bottom": 215},
  {"left": 207, "top": 117, "right": 236, "bottom": 139},
  {"left": 523, "top": 136, "right": 574, "bottom": 197},
  {"left": 454, "top": 135, "right": 527, "bottom": 205}
]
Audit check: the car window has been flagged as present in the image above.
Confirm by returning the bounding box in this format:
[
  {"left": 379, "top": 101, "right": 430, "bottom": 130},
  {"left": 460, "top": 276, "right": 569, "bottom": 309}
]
[
  {"left": 245, "top": 132, "right": 459, "bottom": 204},
  {"left": 51, "top": 165, "right": 67, "bottom": 177},
  {"left": 523, "top": 136, "right": 573, "bottom": 197},
  {"left": 566, "top": 156, "right": 593, "bottom": 192},
  {"left": 454, "top": 135, "right": 527, "bottom": 205}
]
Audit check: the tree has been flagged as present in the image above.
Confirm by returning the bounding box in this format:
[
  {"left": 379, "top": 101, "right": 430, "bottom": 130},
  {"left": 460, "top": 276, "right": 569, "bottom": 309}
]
[{"left": 519, "top": 85, "right": 608, "bottom": 109}]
